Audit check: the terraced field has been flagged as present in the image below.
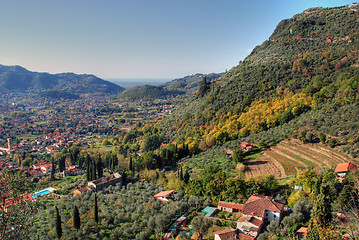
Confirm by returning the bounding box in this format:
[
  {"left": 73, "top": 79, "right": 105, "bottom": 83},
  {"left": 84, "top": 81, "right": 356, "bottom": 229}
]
[{"left": 244, "top": 139, "right": 357, "bottom": 179}]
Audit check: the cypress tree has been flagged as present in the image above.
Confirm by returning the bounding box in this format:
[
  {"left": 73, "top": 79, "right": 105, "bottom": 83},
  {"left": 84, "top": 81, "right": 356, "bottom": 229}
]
[
  {"left": 306, "top": 183, "right": 335, "bottom": 239},
  {"left": 59, "top": 155, "right": 65, "bottom": 172},
  {"left": 73, "top": 205, "right": 81, "bottom": 231},
  {"left": 51, "top": 158, "right": 56, "bottom": 180},
  {"left": 129, "top": 156, "right": 133, "bottom": 172},
  {"left": 94, "top": 194, "right": 99, "bottom": 223},
  {"left": 97, "top": 154, "right": 103, "bottom": 178},
  {"left": 184, "top": 169, "right": 190, "bottom": 184},
  {"left": 55, "top": 206, "right": 62, "bottom": 239}
]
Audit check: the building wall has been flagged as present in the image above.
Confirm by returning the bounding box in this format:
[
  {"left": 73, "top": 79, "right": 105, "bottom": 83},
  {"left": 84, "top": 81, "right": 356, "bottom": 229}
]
[
  {"left": 265, "top": 210, "right": 281, "bottom": 223},
  {"left": 237, "top": 222, "right": 260, "bottom": 237}
]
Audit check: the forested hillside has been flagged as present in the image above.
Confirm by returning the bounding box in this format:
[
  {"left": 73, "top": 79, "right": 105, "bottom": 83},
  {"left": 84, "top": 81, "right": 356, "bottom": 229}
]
[{"left": 159, "top": 5, "right": 359, "bottom": 154}]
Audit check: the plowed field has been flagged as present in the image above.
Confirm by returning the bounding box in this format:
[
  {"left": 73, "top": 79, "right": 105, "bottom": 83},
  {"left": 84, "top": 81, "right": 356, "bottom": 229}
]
[{"left": 244, "top": 139, "right": 357, "bottom": 179}]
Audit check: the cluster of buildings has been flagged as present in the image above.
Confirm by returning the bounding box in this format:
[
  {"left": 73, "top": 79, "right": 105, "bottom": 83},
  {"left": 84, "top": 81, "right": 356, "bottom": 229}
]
[{"left": 213, "top": 195, "right": 286, "bottom": 240}]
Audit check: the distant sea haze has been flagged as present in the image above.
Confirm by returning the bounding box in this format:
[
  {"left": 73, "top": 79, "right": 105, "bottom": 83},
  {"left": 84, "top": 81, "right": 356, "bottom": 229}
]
[{"left": 107, "top": 78, "right": 171, "bottom": 89}]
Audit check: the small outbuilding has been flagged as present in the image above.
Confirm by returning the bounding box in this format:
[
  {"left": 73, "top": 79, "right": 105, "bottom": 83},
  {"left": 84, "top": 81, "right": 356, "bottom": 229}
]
[{"left": 153, "top": 190, "right": 175, "bottom": 201}]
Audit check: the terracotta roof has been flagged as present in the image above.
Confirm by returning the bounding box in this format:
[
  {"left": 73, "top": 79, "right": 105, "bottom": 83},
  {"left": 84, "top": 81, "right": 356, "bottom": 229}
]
[
  {"left": 153, "top": 190, "right": 175, "bottom": 198},
  {"left": 213, "top": 229, "right": 236, "bottom": 240},
  {"left": 218, "top": 200, "right": 244, "bottom": 210},
  {"left": 237, "top": 233, "right": 255, "bottom": 240},
  {"left": 4, "top": 194, "right": 32, "bottom": 209},
  {"left": 237, "top": 216, "right": 264, "bottom": 228},
  {"left": 242, "top": 195, "right": 285, "bottom": 218},
  {"left": 297, "top": 227, "right": 308, "bottom": 235},
  {"left": 0, "top": 161, "right": 6, "bottom": 168},
  {"left": 334, "top": 162, "right": 357, "bottom": 173}
]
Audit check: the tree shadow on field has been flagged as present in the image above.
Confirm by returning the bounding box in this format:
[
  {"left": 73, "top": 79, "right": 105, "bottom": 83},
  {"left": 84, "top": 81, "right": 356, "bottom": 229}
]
[{"left": 245, "top": 160, "right": 268, "bottom": 166}]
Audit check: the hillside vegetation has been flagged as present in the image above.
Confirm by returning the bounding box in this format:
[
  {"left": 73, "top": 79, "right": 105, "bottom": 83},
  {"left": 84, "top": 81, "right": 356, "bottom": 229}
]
[{"left": 159, "top": 5, "right": 359, "bottom": 157}]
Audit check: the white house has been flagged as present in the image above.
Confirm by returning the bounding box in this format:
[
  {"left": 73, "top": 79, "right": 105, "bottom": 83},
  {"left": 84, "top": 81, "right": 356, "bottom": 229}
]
[{"left": 241, "top": 195, "right": 286, "bottom": 223}]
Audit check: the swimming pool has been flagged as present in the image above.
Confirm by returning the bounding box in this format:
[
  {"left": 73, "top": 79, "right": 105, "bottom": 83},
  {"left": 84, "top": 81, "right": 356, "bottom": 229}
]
[{"left": 31, "top": 189, "right": 51, "bottom": 198}]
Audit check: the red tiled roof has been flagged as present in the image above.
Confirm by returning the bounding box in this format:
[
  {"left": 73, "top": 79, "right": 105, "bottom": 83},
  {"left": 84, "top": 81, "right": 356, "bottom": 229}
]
[
  {"left": 334, "top": 162, "right": 357, "bottom": 173},
  {"left": 237, "top": 216, "right": 264, "bottom": 228},
  {"left": 153, "top": 190, "right": 175, "bottom": 198},
  {"left": 4, "top": 194, "right": 32, "bottom": 209},
  {"left": 237, "top": 233, "right": 255, "bottom": 240},
  {"left": 242, "top": 195, "right": 285, "bottom": 218},
  {"left": 218, "top": 200, "right": 244, "bottom": 210},
  {"left": 297, "top": 227, "right": 308, "bottom": 235},
  {"left": 213, "top": 229, "right": 236, "bottom": 240}
]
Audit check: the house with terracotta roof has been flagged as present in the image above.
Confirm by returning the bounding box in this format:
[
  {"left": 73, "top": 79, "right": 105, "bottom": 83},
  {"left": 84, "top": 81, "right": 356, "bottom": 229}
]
[
  {"left": 296, "top": 227, "right": 308, "bottom": 239},
  {"left": 218, "top": 200, "right": 244, "bottom": 213},
  {"left": 214, "top": 229, "right": 236, "bottom": 240},
  {"left": 241, "top": 195, "right": 286, "bottom": 223},
  {"left": 2, "top": 194, "right": 33, "bottom": 213},
  {"left": 153, "top": 190, "right": 175, "bottom": 201},
  {"left": 237, "top": 216, "right": 264, "bottom": 238},
  {"left": 87, "top": 173, "right": 122, "bottom": 191},
  {"left": 214, "top": 229, "right": 255, "bottom": 240},
  {"left": 240, "top": 142, "right": 255, "bottom": 151},
  {"left": 334, "top": 162, "right": 357, "bottom": 179}
]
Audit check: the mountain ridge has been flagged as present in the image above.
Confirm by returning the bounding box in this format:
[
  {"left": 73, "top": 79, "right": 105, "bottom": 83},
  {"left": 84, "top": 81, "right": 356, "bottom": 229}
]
[{"left": 0, "top": 64, "right": 124, "bottom": 95}]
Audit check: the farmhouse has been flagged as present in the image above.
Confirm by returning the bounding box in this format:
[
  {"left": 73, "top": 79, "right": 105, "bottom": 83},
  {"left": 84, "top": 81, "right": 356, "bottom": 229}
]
[
  {"left": 87, "top": 173, "right": 122, "bottom": 191},
  {"left": 240, "top": 141, "right": 255, "bottom": 151},
  {"left": 296, "top": 227, "right": 308, "bottom": 239},
  {"left": 334, "top": 162, "right": 357, "bottom": 179},
  {"left": 218, "top": 200, "right": 244, "bottom": 213},
  {"left": 153, "top": 190, "right": 175, "bottom": 201},
  {"left": 241, "top": 195, "right": 286, "bottom": 223}
]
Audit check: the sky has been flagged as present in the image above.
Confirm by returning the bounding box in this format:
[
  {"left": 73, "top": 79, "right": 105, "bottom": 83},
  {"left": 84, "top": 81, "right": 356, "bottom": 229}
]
[{"left": 0, "top": 0, "right": 355, "bottom": 80}]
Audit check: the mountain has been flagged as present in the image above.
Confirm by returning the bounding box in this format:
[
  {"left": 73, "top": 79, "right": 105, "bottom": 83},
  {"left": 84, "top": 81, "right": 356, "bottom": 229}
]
[
  {"left": 160, "top": 5, "right": 359, "bottom": 156},
  {"left": 0, "top": 64, "right": 124, "bottom": 95},
  {"left": 117, "top": 73, "right": 223, "bottom": 100}
]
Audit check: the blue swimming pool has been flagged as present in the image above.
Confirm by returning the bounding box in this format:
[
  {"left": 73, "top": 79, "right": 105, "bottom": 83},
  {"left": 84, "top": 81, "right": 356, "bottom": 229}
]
[{"left": 31, "top": 189, "right": 51, "bottom": 198}]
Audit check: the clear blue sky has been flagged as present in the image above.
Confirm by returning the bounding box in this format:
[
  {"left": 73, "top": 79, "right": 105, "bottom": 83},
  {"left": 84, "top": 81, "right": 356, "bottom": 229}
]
[{"left": 0, "top": 0, "right": 354, "bottom": 80}]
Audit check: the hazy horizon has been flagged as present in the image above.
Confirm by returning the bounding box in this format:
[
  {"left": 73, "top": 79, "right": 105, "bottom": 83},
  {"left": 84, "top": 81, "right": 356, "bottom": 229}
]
[{"left": 0, "top": 0, "right": 354, "bottom": 79}]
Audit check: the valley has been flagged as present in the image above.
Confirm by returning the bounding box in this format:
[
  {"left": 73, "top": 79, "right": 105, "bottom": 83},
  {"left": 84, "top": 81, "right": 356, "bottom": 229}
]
[{"left": 1, "top": 3, "right": 359, "bottom": 240}]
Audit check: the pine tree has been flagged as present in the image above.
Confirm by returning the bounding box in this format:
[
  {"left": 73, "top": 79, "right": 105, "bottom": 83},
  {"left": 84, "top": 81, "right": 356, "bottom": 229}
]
[
  {"left": 55, "top": 206, "right": 62, "bottom": 239},
  {"left": 198, "top": 76, "right": 209, "bottom": 97},
  {"left": 73, "top": 205, "right": 81, "bottom": 231},
  {"left": 94, "top": 194, "right": 99, "bottom": 223}
]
